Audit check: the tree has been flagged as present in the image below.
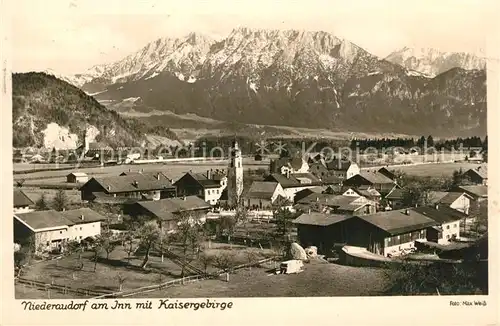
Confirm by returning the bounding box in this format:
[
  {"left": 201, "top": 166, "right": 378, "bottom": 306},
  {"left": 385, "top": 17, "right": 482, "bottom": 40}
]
[
  {"left": 213, "top": 252, "right": 236, "bottom": 273},
  {"left": 274, "top": 207, "right": 295, "bottom": 239},
  {"left": 66, "top": 240, "right": 84, "bottom": 271},
  {"left": 245, "top": 250, "right": 258, "bottom": 270},
  {"left": 35, "top": 193, "right": 50, "bottom": 211},
  {"left": 426, "top": 135, "right": 434, "bottom": 147},
  {"left": 116, "top": 273, "right": 127, "bottom": 291},
  {"left": 176, "top": 212, "right": 204, "bottom": 277},
  {"left": 91, "top": 237, "right": 103, "bottom": 272},
  {"left": 52, "top": 189, "right": 69, "bottom": 211},
  {"left": 99, "top": 230, "right": 117, "bottom": 260},
  {"left": 199, "top": 253, "right": 214, "bottom": 274},
  {"left": 219, "top": 216, "right": 237, "bottom": 245},
  {"left": 401, "top": 180, "right": 436, "bottom": 207},
  {"left": 136, "top": 220, "right": 162, "bottom": 269}
]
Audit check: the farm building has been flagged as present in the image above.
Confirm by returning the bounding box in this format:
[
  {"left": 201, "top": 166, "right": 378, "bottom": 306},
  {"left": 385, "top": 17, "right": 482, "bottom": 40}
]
[
  {"left": 295, "top": 193, "right": 376, "bottom": 216},
  {"left": 264, "top": 172, "right": 322, "bottom": 201},
  {"left": 174, "top": 170, "right": 227, "bottom": 206},
  {"left": 126, "top": 196, "right": 211, "bottom": 232},
  {"left": 463, "top": 165, "right": 488, "bottom": 185},
  {"left": 414, "top": 205, "right": 464, "bottom": 244},
  {"left": 308, "top": 159, "right": 360, "bottom": 183},
  {"left": 13, "top": 189, "right": 34, "bottom": 214},
  {"left": 14, "top": 208, "right": 105, "bottom": 252},
  {"left": 80, "top": 173, "right": 176, "bottom": 202},
  {"left": 66, "top": 172, "right": 89, "bottom": 184},
  {"left": 428, "top": 191, "right": 473, "bottom": 214},
  {"left": 243, "top": 181, "right": 287, "bottom": 210},
  {"left": 343, "top": 170, "right": 398, "bottom": 196}
]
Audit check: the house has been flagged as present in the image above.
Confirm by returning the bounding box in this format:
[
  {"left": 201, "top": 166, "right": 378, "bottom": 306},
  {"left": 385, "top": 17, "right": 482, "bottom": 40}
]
[
  {"left": 14, "top": 189, "right": 34, "bottom": 214},
  {"left": 295, "top": 193, "right": 376, "bottom": 216},
  {"left": 174, "top": 170, "right": 227, "bottom": 206},
  {"left": 343, "top": 186, "right": 382, "bottom": 202},
  {"left": 66, "top": 172, "right": 89, "bottom": 184},
  {"left": 343, "top": 170, "right": 398, "bottom": 196},
  {"left": 294, "top": 186, "right": 327, "bottom": 203},
  {"left": 343, "top": 208, "right": 437, "bottom": 257},
  {"left": 385, "top": 188, "right": 405, "bottom": 210},
  {"left": 127, "top": 196, "right": 211, "bottom": 232},
  {"left": 414, "top": 205, "right": 464, "bottom": 244},
  {"left": 377, "top": 167, "right": 397, "bottom": 181},
  {"left": 264, "top": 172, "right": 322, "bottom": 201},
  {"left": 455, "top": 185, "right": 488, "bottom": 202},
  {"left": 269, "top": 156, "right": 309, "bottom": 175},
  {"left": 308, "top": 159, "right": 360, "bottom": 183},
  {"left": 14, "top": 208, "right": 105, "bottom": 252},
  {"left": 80, "top": 173, "right": 176, "bottom": 202},
  {"left": 293, "top": 212, "right": 352, "bottom": 253},
  {"left": 243, "top": 181, "right": 287, "bottom": 210},
  {"left": 429, "top": 191, "right": 473, "bottom": 214},
  {"left": 463, "top": 165, "right": 488, "bottom": 185}
]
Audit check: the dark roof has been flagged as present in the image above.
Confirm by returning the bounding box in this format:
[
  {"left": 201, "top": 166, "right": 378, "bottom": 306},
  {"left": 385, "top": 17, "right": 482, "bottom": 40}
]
[
  {"left": 458, "top": 185, "right": 488, "bottom": 198},
  {"left": 265, "top": 173, "right": 321, "bottom": 188},
  {"left": 336, "top": 202, "right": 371, "bottom": 212},
  {"left": 87, "top": 174, "right": 175, "bottom": 193},
  {"left": 325, "top": 160, "right": 355, "bottom": 171},
  {"left": 14, "top": 190, "right": 34, "bottom": 207},
  {"left": 357, "top": 171, "right": 395, "bottom": 184},
  {"left": 428, "top": 191, "right": 449, "bottom": 204},
  {"left": 385, "top": 188, "right": 404, "bottom": 200},
  {"left": 293, "top": 212, "right": 352, "bottom": 226},
  {"left": 413, "top": 206, "right": 466, "bottom": 224},
  {"left": 357, "top": 208, "right": 437, "bottom": 235},
  {"left": 136, "top": 196, "right": 211, "bottom": 221},
  {"left": 120, "top": 171, "right": 172, "bottom": 182},
  {"left": 465, "top": 165, "right": 487, "bottom": 179},
  {"left": 438, "top": 192, "right": 470, "bottom": 205},
  {"left": 15, "top": 210, "right": 74, "bottom": 230},
  {"left": 245, "top": 182, "right": 279, "bottom": 199},
  {"left": 60, "top": 208, "right": 106, "bottom": 224},
  {"left": 351, "top": 187, "right": 381, "bottom": 198},
  {"left": 275, "top": 156, "right": 304, "bottom": 170},
  {"left": 66, "top": 172, "right": 88, "bottom": 177},
  {"left": 175, "top": 172, "right": 222, "bottom": 189},
  {"left": 297, "top": 193, "right": 358, "bottom": 207}
]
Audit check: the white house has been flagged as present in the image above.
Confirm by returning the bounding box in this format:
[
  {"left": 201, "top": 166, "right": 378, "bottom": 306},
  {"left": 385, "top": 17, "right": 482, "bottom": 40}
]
[
  {"left": 244, "top": 181, "right": 288, "bottom": 209},
  {"left": 264, "top": 173, "right": 322, "bottom": 202},
  {"left": 13, "top": 189, "right": 34, "bottom": 214},
  {"left": 429, "top": 191, "right": 473, "bottom": 214},
  {"left": 14, "top": 208, "right": 105, "bottom": 252},
  {"left": 414, "top": 205, "right": 463, "bottom": 244},
  {"left": 66, "top": 172, "right": 89, "bottom": 184}
]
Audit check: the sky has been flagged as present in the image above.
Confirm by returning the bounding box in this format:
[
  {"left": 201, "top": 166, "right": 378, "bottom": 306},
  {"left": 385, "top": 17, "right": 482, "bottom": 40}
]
[{"left": 9, "top": 0, "right": 497, "bottom": 75}]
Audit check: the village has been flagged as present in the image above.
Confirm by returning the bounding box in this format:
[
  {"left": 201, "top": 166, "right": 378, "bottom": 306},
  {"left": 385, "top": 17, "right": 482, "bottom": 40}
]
[{"left": 13, "top": 137, "right": 488, "bottom": 298}]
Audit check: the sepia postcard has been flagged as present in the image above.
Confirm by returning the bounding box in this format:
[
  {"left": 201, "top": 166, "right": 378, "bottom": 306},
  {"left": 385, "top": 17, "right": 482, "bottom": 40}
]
[{"left": 1, "top": 0, "right": 499, "bottom": 325}]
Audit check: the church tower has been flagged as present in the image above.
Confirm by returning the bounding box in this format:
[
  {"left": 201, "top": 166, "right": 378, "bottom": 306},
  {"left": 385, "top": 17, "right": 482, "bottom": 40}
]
[{"left": 227, "top": 140, "right": 243, "bottom": 208}]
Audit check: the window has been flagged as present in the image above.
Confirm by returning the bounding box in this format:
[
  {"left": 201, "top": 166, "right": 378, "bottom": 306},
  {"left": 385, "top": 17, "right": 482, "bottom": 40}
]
[
  {"left": 59, "top": 231, "right": 62, "bottom": 234},
  {"left": 80, "top": 227, "right": 82, "bottom": 231},
  {"left": 46, "top": 241, "right": 50, "bottom": 246},
  {"left": 93, "top": 224, "right": 95, "bottom": 227},
  {"left": 446, "top": 235, "right": 450, "bottom": 239},
  {"left": 79, "top": 236, "right": 83, "bottom": 240},
  {"left": 454, "top": 223, "right": 458, "bottom": 228},
  {"left": 446, "top": 225, "right": 450, "bottom": 230},
  {"left": 217, "top": 189, "right": 220, "bottom": 194}
]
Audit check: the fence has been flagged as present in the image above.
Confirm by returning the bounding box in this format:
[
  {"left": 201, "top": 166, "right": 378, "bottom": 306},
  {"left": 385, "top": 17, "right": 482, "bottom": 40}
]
[
  {"left": 16, "top": 277, "right": 111, "bottom": 297},
  {"left": 92, "top": 256, "right": 281, "bottom": 299}
]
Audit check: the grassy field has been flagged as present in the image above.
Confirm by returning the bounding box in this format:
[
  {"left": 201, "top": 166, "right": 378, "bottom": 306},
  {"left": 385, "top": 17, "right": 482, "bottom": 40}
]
[
  {"left": 20, "top": 188, "right": 82, "bottom": 204},
  {"left": 18, "top": 241, "right": 275, "bottom": 299},
  {"left": 390, "top": 162, "right": 480, "bottom": 178},
  {"left": 129, "top": 259, "right": 388, "bottom": 298},
  {"left": 14, "top": 158, "right": 268, "bottom": 184}
]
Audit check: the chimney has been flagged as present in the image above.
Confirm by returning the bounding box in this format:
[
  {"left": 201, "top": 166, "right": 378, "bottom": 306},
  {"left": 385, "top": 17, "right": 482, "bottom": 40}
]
[
  {"left": 316, "top": 197, "right": 319, "bottom": 202},
  {"left": 107, "top": 185, "right": 111, "bottom": 191},
  {"left": 404, "top": 208, "right": 410, "bottom": 215},
  {"left": 140, "top": 168, "right": 144, "bottom": 173},
  {"left": 128, "top": 168, "right": 131, "bottom": 172},
  {"left": 156, "top": 174, "right": 160, "bottom": 180},
  {"left": 435, "top": 203, "right": 439, "bottom": 210},
  {"left": 207, "top": 169, "right": 211, "bottom": 179},
  {"left": 80, "top": 214, "right": 85, "bottom": 221},
  {"left": 308, "top": 208, "right": 311, "bottom": 214},
  {"left": 133, "top": 180, "right": 139, "bottom": 187}
]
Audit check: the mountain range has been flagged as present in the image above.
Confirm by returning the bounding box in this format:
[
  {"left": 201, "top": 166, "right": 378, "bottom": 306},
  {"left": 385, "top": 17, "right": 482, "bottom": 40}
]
[{"left": 43, "top": 27, "right": 488, "bottom": 137}]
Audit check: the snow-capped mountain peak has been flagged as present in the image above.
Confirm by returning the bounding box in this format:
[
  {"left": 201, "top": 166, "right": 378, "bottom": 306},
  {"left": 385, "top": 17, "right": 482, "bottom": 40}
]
[{"left": 386, "top": 47, "right": 486, "bottom": 77}]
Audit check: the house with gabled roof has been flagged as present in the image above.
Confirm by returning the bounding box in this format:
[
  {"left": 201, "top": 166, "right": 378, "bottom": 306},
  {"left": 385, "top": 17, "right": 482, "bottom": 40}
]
[
  {"left": 308, "top": 158, "right": 360, "bottom": 183},
  {"left": 174, "top": 170, "right": 227, "bottom": 206},
  {"left": 264, "top": 172, "right": 322, "bottom": 201},
  {"left": 243, "top": 181, "right": 287, "bottom": 210},
  {"left": 66, "top": 172, "right": 89, "bottom": 184},
  {"left": 127, "top": 196, "right": 211, "bottom": 232},
  {"left": 295, "top": 193, "right": 376, "bottom": 216},
  {"left": 428, "top": 191, "right": 474, "bottom": 214},
  {"left": 463, "top": 165, "right": 488, "bottom": 185},
  {"left": 80, "top": 173, "right": 176, "bottom": 202},
  {"left": 14, "top": 189, "right": 34, "bottom": 214},
  {"left": 414, "top": 205, "right": 465, "bottom": 244},
  {"left": 455, "top": 185, "right": 488, "bottom": 202},
  {"left": 14, "top": 208, "right": 105, "bottom": 252},
  {"left": 343, "top": 170, "right": 398, "bottom": 196}
]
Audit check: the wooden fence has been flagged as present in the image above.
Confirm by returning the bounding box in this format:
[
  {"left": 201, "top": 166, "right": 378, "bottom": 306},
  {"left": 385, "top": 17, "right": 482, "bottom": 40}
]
[
  {"left": 92, "top": 256, "right": 280, "bottom": 299},
  {"left": 16, "top": 277, "right": 112, "bottom": 298}
]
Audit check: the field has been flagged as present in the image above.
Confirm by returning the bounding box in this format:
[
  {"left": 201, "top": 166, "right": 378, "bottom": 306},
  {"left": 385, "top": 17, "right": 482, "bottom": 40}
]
[
  {"left": 17, "top": 241, "right": 275, "bottom": 299},
  {"left": 129, "top": 259, "right": 388, "bottom": 298},
  {"left": 14, "top": 157, "right": 269, "bottom": 185},
  {"left": 21, "top": 188, "right": 82, "bottom": 204},
  {"left": 388, "top": 162, "right": 480, "bottom": 178}
]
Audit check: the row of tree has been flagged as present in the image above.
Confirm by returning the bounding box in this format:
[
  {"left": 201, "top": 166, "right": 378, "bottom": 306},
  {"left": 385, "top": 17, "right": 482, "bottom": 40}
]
[{"left": 350, "top": 135, "right": 487, "bottom": 151}]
